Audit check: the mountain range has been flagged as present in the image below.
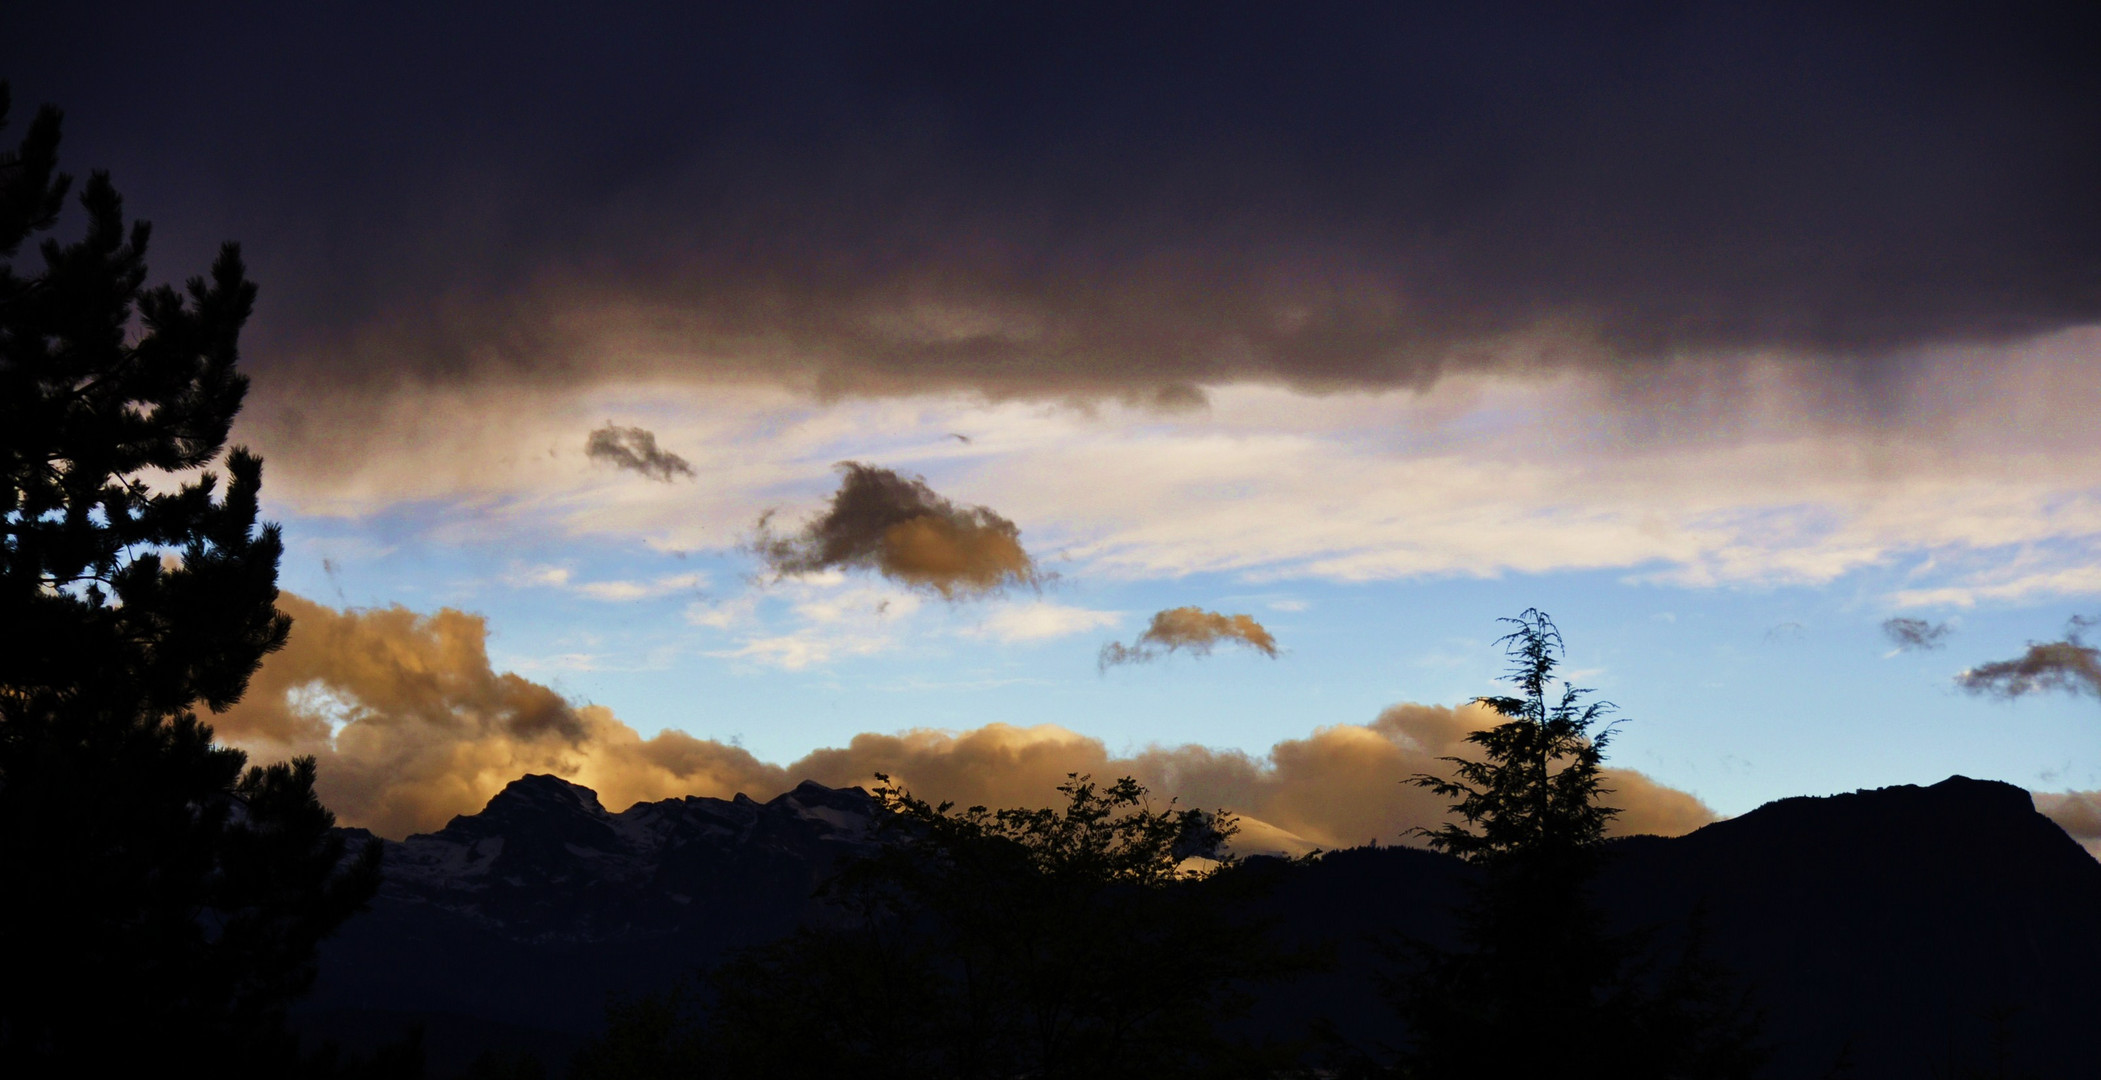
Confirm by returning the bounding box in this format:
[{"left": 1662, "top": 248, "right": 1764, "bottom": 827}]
[{"left": 295, "top": 774, "right": 2101, "bottom": 1078}]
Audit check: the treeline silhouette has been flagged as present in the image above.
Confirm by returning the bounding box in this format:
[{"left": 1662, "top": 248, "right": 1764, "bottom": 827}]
[
  {"left": 574, "top": 774, "right": 1310, "bottom": 1079},
  {"left": 0, "top": 86, "right": 388, "bottom": 1074}
]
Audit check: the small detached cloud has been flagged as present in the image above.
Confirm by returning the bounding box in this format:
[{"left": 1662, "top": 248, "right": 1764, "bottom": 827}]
[
  {"left": 1100, "top": 607, "right": 1279, "bottom": 670},
  {"left": 1882, "top": 616, "right": 1953, "bottom": 652},
  {"left": 1957, "top": 616, "right": 2101, "bottom": 700},
  {"left": 571, "top": 574, "right": 706, "bottom": 603},
  {"left": 754, "top": 462, "right": 1041, "bottom": 599},
  {"left": 1762, "top": 621, "right": 1805, "bottom": 645},
  {"left": 707, "top": 580, "right": 925, "bottom": 672},
  {"left": 586, "top": 423, "right": 696, "bottom": 482}
]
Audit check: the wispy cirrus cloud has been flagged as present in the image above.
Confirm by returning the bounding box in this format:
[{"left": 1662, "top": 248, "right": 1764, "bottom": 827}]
[
  {"left": 1888, "top": 565, "right": 2101, "bottom": 610},
  {"left": 706, "top": 580, "right": 925, "bottom": 672},
  {"left": 967, "top": 602, "right": 1123, "bottom": 644},
  {"left": 253, "top": 359, "right": 2101, "bottom": 611},
  {"left": 571, "top": 575, "right": 707, "bottom": 602},
  {"left": 505, "top": 563, "right": 707, "bottom": 602}
]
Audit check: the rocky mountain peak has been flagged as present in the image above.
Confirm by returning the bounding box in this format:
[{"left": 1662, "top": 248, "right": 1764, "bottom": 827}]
[
  {"left": 439, "top": 773, "right": 607, "bottom": 833},
  {"left": 371, "top": 778, "right": 882, "bottom": 947}
]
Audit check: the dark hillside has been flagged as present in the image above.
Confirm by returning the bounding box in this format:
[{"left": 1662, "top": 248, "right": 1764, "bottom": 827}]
[
  {"left": 298, "top": 776, "right": 879, "bottom": 1073},
  {"left": 298, "top": 775, "right": 2101, "bottom": 1078},
  {"left": 1601, "top": 776, "right": 2101, "bottom": 1077}
]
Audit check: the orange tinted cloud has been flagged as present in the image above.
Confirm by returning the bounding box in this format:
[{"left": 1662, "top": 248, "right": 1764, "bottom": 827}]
[
  {"left": 1100, "top": 607, "right": 1279, "bottom": 668},
  {"left": 2033, "top": 791, "right": 2101, "bottom": 860},
  {"left": 216, "top": 594, "right": 786, "bottom": 838},
  {"left": 217, "top": 596, "right": 1713, "bottom": 850},
  {"left": 754, "top": 462, "right": 1041, "bottom": 598}
]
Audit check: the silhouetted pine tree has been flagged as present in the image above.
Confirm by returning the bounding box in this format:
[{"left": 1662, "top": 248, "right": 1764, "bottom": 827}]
[
  {"left": 0, "top": 85, "right": 381, "bottom": 1071},
  {"left": 1390, "top": 609, "right": 1762, "bottom": 1080}
]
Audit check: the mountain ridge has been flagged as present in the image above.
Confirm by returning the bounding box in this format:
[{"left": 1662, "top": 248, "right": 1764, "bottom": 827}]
[{"left": 301, "top": 772, "right": 2101, "bottom": 1078}]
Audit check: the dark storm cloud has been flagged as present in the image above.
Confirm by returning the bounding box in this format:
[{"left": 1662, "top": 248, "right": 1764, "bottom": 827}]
[
  {"left": 1100, "top": 608, "right": 1280, "bottom": 669},
  {"left": 1882, "top": 616, "right": 1952, "bottom": 652},
  {"left": 754, "top": 462, "right": 1041, "bottom": 597},
  {"left": 585, "top": 423, "right": 694, "bottom": 482},
  {"left": 9, "top": 2, "right": 2099, "bottom": 404},
  {"left": 1957, "top": 617, "right": 2101, "bottom": 700}
]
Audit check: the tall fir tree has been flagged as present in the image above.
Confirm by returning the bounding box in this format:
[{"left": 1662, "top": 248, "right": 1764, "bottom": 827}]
[
  {"left": 0, "top": 85, "right": 380, "bottom": 1070},
  {"left": 1392, "top": 610, "right": 1762, "bottom": 1080}
]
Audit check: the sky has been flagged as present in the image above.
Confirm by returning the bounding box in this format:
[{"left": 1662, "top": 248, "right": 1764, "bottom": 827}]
[{"left": 8, "top": 2, "right": 2101, "bottom": 853}]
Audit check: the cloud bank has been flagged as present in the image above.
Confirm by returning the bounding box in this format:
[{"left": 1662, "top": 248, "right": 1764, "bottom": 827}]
[
  {"left": 215, "top": 595, "right": 1711, "bottom": 849},
  {"left": 2033, "top": 791, "right": 2101, "bottom": 860},
  {"left": 15, "top": 2, "right": 2098, "bottom": 426},
  {"left": 754, "top": 462, "right": 1041, "bottom": 598},
  {"left": 215, "top": 595, "right": 783, "bottom": 838},
  {"left": 240, "top": 371, "right": 2101, "bottom": 616},
  {"left": 1100, "top": 607, "right": 1279, "bottom": 669}
]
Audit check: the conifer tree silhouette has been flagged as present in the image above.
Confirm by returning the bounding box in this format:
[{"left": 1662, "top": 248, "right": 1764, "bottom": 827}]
[
  {"left": 0, "top": 85, "right": 380, "bottom": 1071},
  {"left": 1392, "top": 610, "right": 1762, "bottom": 1080}
]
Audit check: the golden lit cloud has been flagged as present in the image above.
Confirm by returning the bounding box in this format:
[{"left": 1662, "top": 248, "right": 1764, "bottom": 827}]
[
  {"left": 2033, "top": 791, "right": 2101, "bottom": 860},
  {"left": 1099, "top": 606, "right": 1279, "bottom": 668},
  {"left": 217, "top": 596, "right": 1713, "bottom": 850},
  {"left": 754, "top": 462, "right": 1042, "bottom": 598},
  {"left": 216, "top": 594, "right": 787, "bottom": 838}
]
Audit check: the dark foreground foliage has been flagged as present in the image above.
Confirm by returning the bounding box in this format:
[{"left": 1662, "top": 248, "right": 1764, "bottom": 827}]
[
  {"left": 1380, "top": 610, "right": 1765, "bottom": 1079},
  {"left": 568, "top": 614, "right": 1763, "bottom": 1080},
  {"left": 575, "top": 773, "right": 1315, "bottom": 1080},
  {"left": 0, "top": 86, "right": 383, "bottom": 1073}
]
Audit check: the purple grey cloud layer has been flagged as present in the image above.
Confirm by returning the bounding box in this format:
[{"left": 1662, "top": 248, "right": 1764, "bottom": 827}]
[{"left": 7, "top": 1, "right": 2097, "bottom": 416}]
